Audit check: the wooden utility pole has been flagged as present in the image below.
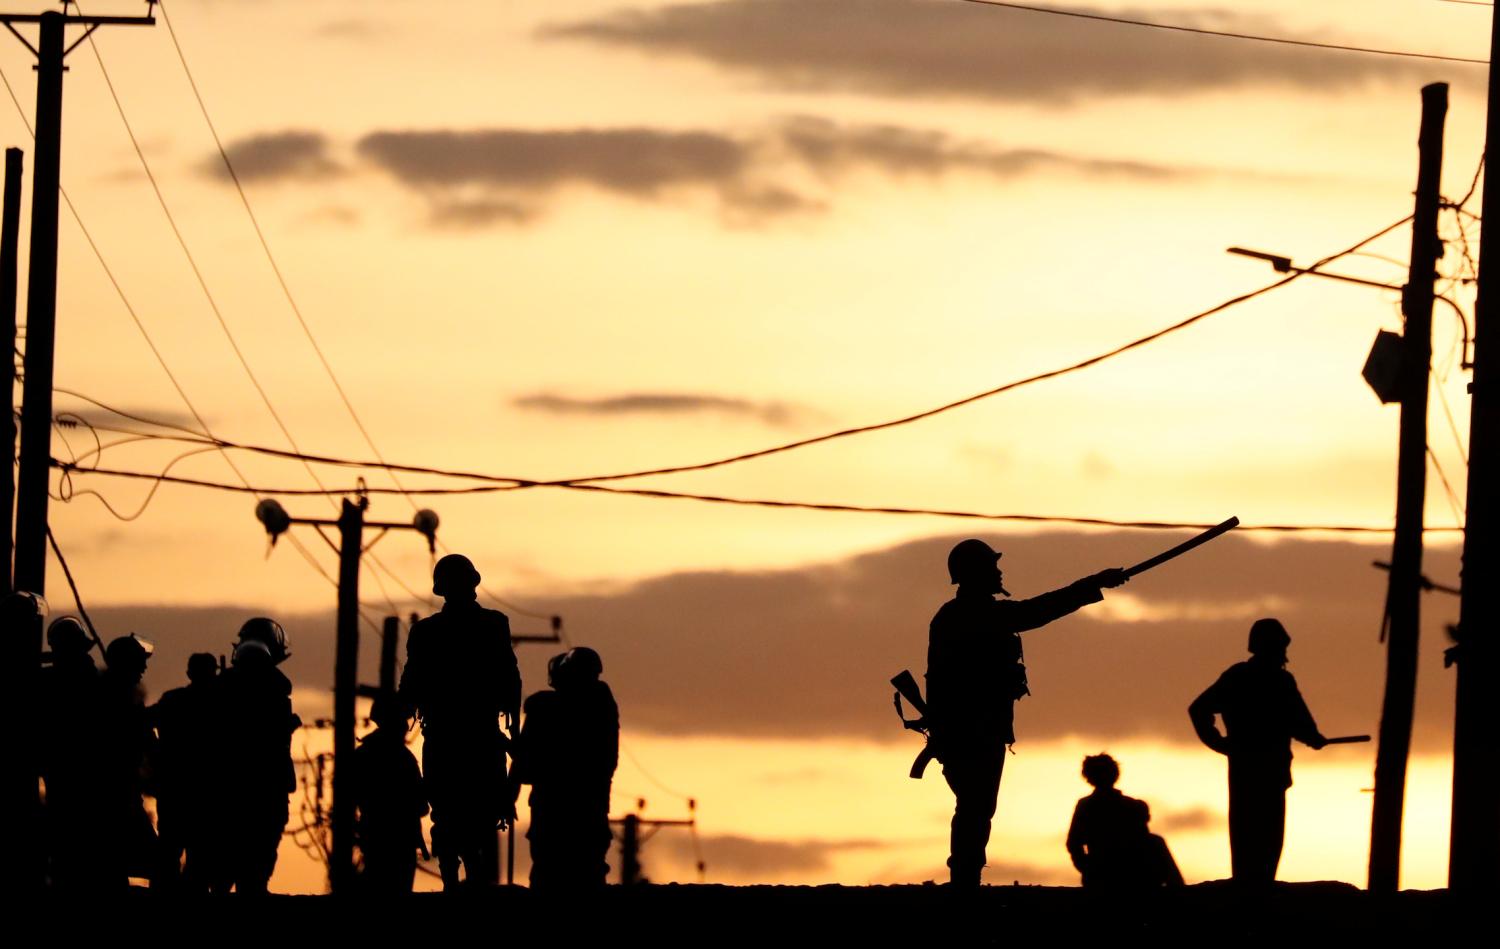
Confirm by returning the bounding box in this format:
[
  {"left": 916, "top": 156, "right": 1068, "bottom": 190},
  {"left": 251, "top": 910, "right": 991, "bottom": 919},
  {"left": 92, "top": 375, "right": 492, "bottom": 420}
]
[
  {"left": 1369, "top": 82, "right": 1448, "bottom": 894},
  {"left": 255, "top": 496, "right": 439, "bottom": 893},
  {"left": 1450, "top": 8, "right": 1500, "bottom": 893},
  {"left": 3, "top": 147, "right": 20, "bottom": 592},
  {"left": 3, "top": 6, "right": 155, "bottom": 597}
]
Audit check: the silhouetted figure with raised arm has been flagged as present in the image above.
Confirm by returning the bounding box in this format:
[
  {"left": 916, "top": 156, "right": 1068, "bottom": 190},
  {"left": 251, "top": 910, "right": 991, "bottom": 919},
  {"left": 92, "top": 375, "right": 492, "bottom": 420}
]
[
  {"left": 215, "top": 618, "right": 300, "bottom": 894},
  {"left": 39, "top": 616, "right": 105, "bottom": 890},
  {"left": 514, "top": 647, "right": 619, "bottom": 889},
  {"left": 97, "top": 633, "right": 158, "bottom": 888},
  {"left": 352, "top": 692, "right": 428, "bottom": 893},
  {"left": 927, "top": 539, "right": 1128, "bottom": 887},
  {"left": 1189, "top": 618, "right": 1326, "bottom": 886},
  {"left": 151, "top": 652, "right": 221, "bottom": 890},
  {"left": 399, "top": 554, "right": 520, "bottom": 890},
  {"left": 1066, "top": 753, "right": 1183, "bottom": 891}
]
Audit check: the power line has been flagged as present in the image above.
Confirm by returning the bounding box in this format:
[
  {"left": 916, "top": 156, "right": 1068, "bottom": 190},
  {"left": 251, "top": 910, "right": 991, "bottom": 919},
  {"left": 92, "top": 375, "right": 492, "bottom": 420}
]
[
  {"left": 1427, "top": 445, "right": 1466, "bottom": 524},
  {"left": 0, "top": 62, "right": 358, "bottom": 616},
  {"left": 955, "top": 1, "right": 1488, "bottom": 64},
  {"left": 46, "top": 525, "right": 105, "bottom": 658},
  {"left": 83, "top": 20, "right": 412, "bottom": 619},
  {"left": 59, "top": 215, "right": 1413, "bottom": 494},
  {"left": 57, "top": 460, "right": 1465, "bottom": 534},
  {"left": 540, "top": 216, "right": 1415, "bottom": 487},
  {"left": 155, "top": 1, "right": 525, "bottom": 619}
]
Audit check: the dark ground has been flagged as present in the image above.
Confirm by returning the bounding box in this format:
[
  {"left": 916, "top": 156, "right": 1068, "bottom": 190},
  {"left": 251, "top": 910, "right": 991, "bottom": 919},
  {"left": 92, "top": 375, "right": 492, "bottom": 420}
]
[{"left": 50, "top": 882, "right": 1476, "bottom": 943}]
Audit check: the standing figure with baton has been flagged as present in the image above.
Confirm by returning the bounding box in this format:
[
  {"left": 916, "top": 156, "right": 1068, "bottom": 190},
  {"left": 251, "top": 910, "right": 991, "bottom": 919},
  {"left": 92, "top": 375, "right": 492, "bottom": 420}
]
[
  {"left": 924, "top": 539, "right": 1129, "bottom": 887},
  {"left": 1188, "top": 618, "right": 1367, "bottom": 886},
  {"left": 894, "top": 518, "right": 1242, "bottom": 887}
]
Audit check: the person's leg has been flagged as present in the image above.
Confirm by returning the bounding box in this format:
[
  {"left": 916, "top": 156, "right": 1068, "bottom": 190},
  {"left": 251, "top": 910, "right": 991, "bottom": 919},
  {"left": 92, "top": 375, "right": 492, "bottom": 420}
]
[{"left": 943, "top": 745, "right": 1005, "bottom": 886}]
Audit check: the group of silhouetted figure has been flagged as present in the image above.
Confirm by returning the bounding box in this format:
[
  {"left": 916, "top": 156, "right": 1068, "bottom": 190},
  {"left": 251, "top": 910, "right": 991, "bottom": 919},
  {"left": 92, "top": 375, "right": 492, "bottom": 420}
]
[
  {"left": 26, "top": 533, "right": 1338, "bottom": 894},
  {"left": 926, "top": 538, "right": 1333, "bottom": 890},
  {"left": 27, "top": 552, "right": 619, "bottom": 894}
]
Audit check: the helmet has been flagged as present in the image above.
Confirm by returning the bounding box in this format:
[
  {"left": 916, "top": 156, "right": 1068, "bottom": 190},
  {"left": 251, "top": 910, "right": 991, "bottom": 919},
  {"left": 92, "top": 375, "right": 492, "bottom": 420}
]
[
  {"left": 237, "top": 617, "right": 290, "bottom": 664},
  {"left": 1248, "top": 618, "right": 1291, "bottom": 656},
  {"left": 564, "top": 647, "right": 603, "bottom": 681},
  {"left": 546, "top": 651, "right": 570, "bottom": 689},
  {"left": 186, "top": 652, "right": 219, "bottom": 683},
  {"left": 947, "top": 539, "right": 1001, "bottom": 585},
  {"left": 105, "top": 633, "right": 153, "bottom": 668},
  {"left": 432, "top": 553, "right": 481, "bottom": 597},
  {"left": 47, "top": 616, "right": 92, "bottom": 655},
  {"left": 368, "top": 691, "right": 411, "bottom": 728},
  {"left": 232, "top": 638, "right": 273, "bottom": 667}
]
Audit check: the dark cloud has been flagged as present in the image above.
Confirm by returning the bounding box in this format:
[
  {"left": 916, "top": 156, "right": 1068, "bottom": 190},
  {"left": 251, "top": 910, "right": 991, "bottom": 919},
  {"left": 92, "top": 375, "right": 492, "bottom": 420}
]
[
  {"left": 657, "top": 834, "right": 890, "bottom": 876},
  {"left": 429, "top": 197, "right": 538, "bottom": 229},
  {"left": 102, "top": 531, "right": 1462, "bottom": 752},
  {"left": 354, "top": 119, "right": 1186, "bottom": 226},
  {"left": 544, "top": 0, "right": 1456, "bottom": 104},
  {"left": 1155, "top": 806, "right": 1223, "bottom": 834},
  {"left": 57, "top": 407, "right": 206, "bottom": 435},
  {"left": 775, "top": 116, "right": 1176, "bottom": 181},
  {"left": 513, "top": 392, "right": 811, "bottom": 427},
  {"left": 206, "top": 131, "right": 342, "bottom": 183},
  {"left": 357, "top": 128, "right": 747, "bottom": 193}
]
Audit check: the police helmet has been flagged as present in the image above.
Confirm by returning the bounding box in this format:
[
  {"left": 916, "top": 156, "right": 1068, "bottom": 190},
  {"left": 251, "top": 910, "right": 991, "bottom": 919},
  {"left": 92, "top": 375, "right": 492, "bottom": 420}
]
[
  {"left": 232, "top": 638, "right": 273, "bottom": 668},
  {"left": 947, "top": 539, "right": 1001, "bottom": 585},
  {"left": 368, "top": 691, "right": 411, "bottom": 728},
  {"left": 47, "top": 616, "right": 92, "bottom": 655},
  {"left": 105, "top": 633, "right": 154, "bottom": 668},
  {"left": 1248, "top": 618, "right": 1291, "bottom": 656},
  {"left": 186, "top": 652, "right": 219, "bottom": 683},
  {"left": 237, "top": 617, "right": 290, "bottom": 664},
  {"left": 564, "top": 647, "right": 604, "bottom": 681},
  {"left": 432, "top": 553, "right": 481, "bottom": 597}
]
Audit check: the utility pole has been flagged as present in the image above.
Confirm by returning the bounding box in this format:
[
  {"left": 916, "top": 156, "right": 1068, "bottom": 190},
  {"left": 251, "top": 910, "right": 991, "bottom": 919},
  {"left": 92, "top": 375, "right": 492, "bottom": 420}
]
[
  {"left": 3, "top": 147, "right": 20, "bottom": 592},
  {"left": 1369, "top": 82, "right": 1447, "bottom": 894},
  {"left": 255, "top": 495, "right": 439, "bottom": 893},
  {"left": 4, "top": 5, "right": 155, "bottom": 597},
  {"left": 610, "top": 798, "right": 700, "bottom": 886},
  {"left": 379, "top": 615, "right": 399, "bottom": 693},
  {"left": 1450, "top": 5, "right": 1500, "bottom": 892}
]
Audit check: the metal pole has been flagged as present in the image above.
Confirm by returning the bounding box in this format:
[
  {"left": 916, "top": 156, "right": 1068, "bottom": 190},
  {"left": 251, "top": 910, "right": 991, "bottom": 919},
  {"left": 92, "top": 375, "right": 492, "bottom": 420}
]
[
  {"left": 2, "top": 147, "right": 21, "bottom": 593},
  {"left": 13, "top": 12, "right": 63, "bottom": 596},
  {"left": 1369, "top": 82, "right": 1447, "bottom": 894},
  {"left": 621, "top": 814, "right": 640, "bottom": 886},
  {"left": 379, "top": 615, "right": 398, "bottom": 693},
  {"left": 1451, "top": 7, "right": 1500, "bottom": 891},
  {"left": 330, "top": 497, "right": 366, "bottom": 893}
]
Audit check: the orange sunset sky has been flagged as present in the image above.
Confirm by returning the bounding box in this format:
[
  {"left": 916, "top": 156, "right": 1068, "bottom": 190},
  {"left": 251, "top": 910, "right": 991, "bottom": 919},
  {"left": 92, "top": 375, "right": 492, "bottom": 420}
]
[{"left": 4, "top": 0, "right": 1487, "bottom": 891}]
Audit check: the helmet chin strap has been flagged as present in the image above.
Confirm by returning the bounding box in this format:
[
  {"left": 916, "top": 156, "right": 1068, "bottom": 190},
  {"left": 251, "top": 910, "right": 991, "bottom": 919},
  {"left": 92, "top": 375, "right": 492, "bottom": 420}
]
[{"left": 998, "top": 584, "right": 1011, "bottom": 597}]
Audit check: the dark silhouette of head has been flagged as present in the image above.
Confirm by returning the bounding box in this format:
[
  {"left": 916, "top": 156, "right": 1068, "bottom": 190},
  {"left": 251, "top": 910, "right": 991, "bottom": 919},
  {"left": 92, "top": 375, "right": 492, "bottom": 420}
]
[
  {"left": 1081, "top": 753, "right": 1120, "bottom": 789},
  {"left": 47, "top": 616, "right": 91, "bottom": 657},
  {"left": 369, "top": 691, "right": 412, "bottom": 730},
  {"left": 548, "top": 647, "right": 604, "bottom": 691},
  {"left": 1247, "top": 618, "right": 1291, "bottom": 665},
  {"left": 187, "top": 652, "right": 218, "bottom": 684},
  {"left": 237, "top": 616, "right": 290, "bottom": 664},
  {"left": 948, "top": 539, "right": 1005, "bottom": 594},
  {"left": 105, "top": 633, "right": 152, "bottom": 682},
  {"left": 231, "top": 638, "right": 273, "bottom": 670},
  {"left": 432, "top": 553, "right": 481, "bottom": 601}
]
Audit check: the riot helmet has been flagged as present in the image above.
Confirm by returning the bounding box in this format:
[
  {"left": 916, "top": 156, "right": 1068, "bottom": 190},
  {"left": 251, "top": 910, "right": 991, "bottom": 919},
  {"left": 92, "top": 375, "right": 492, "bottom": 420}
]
[
  {"left": 237, "top": 616, "right": 290, "bottom": 664},
  {"left": 432, "top": 553, "right": 481, "bottom": 598},
  {"left": 947, "top": 538, "right": 1001, "bottom": 585},
  {"left": 232, "top": 638, "right": 273, "bottom": 668},
  {"left": 105, "top": 633, "right": 153, "bottom": 675},
  {"left": 1248, "top": 618, "right": 1291, "bottom": 657},
  {"left": 47, "top": 616, "right": 92, "bottom": 655}
]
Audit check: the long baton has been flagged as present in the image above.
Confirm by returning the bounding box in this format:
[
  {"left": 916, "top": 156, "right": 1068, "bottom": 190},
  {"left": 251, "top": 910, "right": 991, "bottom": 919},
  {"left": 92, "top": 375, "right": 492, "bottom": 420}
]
[
  {"left": 1323, "top": 735, "right": 1372, "bottom": 745},
  {"left": 1124, "top": 517, "right": 1240, "bottom": 578}
]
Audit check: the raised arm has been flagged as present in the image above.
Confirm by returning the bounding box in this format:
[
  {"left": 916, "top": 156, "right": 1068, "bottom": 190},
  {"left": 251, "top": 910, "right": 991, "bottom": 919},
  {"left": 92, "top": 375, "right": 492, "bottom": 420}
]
[{"left": 1008, "top": 569, "right": 1128, "bottom": 634}]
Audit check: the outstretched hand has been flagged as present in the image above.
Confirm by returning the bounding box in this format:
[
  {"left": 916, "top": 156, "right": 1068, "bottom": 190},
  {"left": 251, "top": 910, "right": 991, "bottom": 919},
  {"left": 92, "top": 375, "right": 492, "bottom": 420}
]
[{"left": 1092, "top": 567, "right": 1129, "bottom": 589}]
